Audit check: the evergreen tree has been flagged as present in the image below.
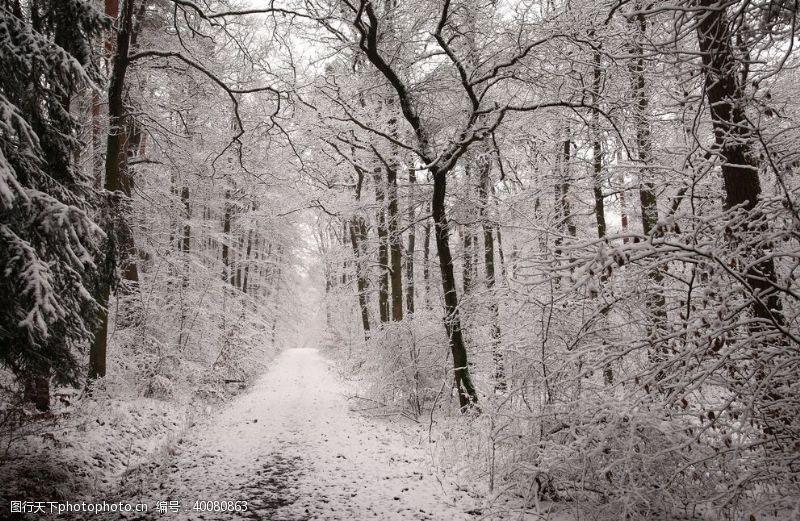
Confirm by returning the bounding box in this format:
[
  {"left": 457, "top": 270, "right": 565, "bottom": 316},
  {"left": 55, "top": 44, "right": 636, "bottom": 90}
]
[{"left": 0, "top": 1, "right": 108, "bottom": 406}]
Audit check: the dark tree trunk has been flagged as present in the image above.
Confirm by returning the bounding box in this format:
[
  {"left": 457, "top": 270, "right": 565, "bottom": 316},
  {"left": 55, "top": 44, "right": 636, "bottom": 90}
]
[
  {"left": 423, "top": 211, "right": 432, "bottom": 309},
  {"left": 387, "top": 164, "right": 403, "bottom": 321},
  {"left": 631, "top": 14, "right": 659, "bottom": 238},
  {"left": 350, "top": 219, "right": 372, "bottom": 339},
  {"left": 432, "top": 167, "right": 478, "bottom": 409},
  {"left": 222, "top": 189, "right": 232, "bottom": 284},
  {"left": 107, "top": 0, "right": 138, "bottom": 285},
  {"left": 24, "top": 374, "right": 50, "bottom": 412},
  {"left": 696, "top": 0, "right": 760, "bottom": 212},
  {"left": 90, "top": 0, "right": 136, "bottom": 381},
  {"left": 242, "top": 229, "right": 253, "bottom": 294},
  {"left": 406, "top": 168, "right": 417, "bottom": 315},
  {"left": 561, "top": 134, "right": 577, "bottom": 240},
  {"left": 89, "top": 282, "right": 109, "bottom": 380},
  {"left": 349, "top": 166, "right": 371, "bottom": 338},
  {"left": 695, "top": 0, "right": 783, "bottom": 325},
  {"left": 592, "top": 44, "right": 612, "bottom": 385},
  {"left": 619, "top": 180, "right": 630, "bottom": 243},
  {"left": 375, "top": 169, "right": 390, "bottom": 323},
  {"left": 461, "top": 163, "right": 477, "bottom": 295},
  {"left": 181, "top": 186, "right": 190, "bottom": 254},
  {"left": 91, "top": 94, "right": 103, "bottom": 189},
  {"left": 592, "top": 48, "right": 607, "bottom": 242},
  {"left": 178, "top": 185, "right": 191, "bottom": 348},
  {"left": 495, "top": 224, "right": 507, "bottom": 282},
  {"left": 462, "top": 228, "right": 475, "bottom": 295}
]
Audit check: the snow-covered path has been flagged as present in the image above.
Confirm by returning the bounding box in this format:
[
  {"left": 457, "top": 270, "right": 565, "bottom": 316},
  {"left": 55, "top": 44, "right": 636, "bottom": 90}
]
[{"left": 130, "top": 348, "right": 473, "bottom": 520}]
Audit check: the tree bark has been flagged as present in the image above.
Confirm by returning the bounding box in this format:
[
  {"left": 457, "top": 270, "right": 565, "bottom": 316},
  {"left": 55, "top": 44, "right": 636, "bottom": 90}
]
[
  {"left": 432, "top": 167, "right": 478, "bottom": 409},
  {"left": 353, "top": 0, "right": 477, "bottom": 408},
  {"left": 620, "top": 179, "right": 630, "bottom": 243},
  {"left": 478, "top": 155, "right": 504, "bottom": 391},
  {"left": 387, "top": 163, "right": 403, "bottom": 321},
  {"left": 24, "top": 372, "right": 50, "bottom": 412},
  {"left": 495, "top": 224, "right": 507, "bottom": 282},
  {"left": 591, "top": 48, "right": 607, "bottom": 242},
  {"left": 222, "top": 189, "right": 232, "bottom": 284},
  {"left": 553, "top": 125, "right": 576, "bottom": 264},
  {"left": 375, "top": 168, "right": 390, "bottom": 324},
  {"left": 592, "top": 44, "right": 612, "bottom": 385},
  {"left": 631, "top": 14, "right": 659, "bottom": 238},
  {"left": 462, "top": 227, "right": 475, "bottom": 295},
  {"left": 106, "top": 0, "right": 138, "bottom": 285},
  {"left": 423, "top": 200, "right": 432, "bottom": 309},
  {"left": 348, "top": 165, "right": 372, "bottom": 338},
  {"left": 695, "top": 0, "right": 783, "bottom": 325},
  {"left": 89, "top": 0, "right": 136, "bottom": 381},
  {"left": 181, "top": 186, "right": 190, "bottom": 254},
  {"left": 350, "top": 220, "right": 372, "bottom": 339},
  {"left": 630, "top": 9, "right": 668, "bottom": 374},
  {"left": 406, "top": 167, "right": 417, "bottom": 315},
  {"left": 242, "top": 229, "right": 253, "bottom": 294},
  {"left": 91, "top": 94, "right": 103, "bottom": 189}
]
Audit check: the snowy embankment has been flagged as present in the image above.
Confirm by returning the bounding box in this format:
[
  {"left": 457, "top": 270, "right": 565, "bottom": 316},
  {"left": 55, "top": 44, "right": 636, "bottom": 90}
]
[
  {"left": 0, "top": 356, "right": 254, "bottom": 513},
  {"left": 118, "top": 348, "right": 479, "bottom": 520},
  {"left": 0, "top": 392, "right": 191, "bottom": 506}
]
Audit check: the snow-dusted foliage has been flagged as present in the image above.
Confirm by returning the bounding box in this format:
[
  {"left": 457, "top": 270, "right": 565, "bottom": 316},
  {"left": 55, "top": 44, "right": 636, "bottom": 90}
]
[
  {"left": 313, "top": 0, "right": 800, "bottom": 518},
  {"left": 0, "top": 1, "right": 107, "bottom": 384},
  {"left": 75, "top": 0, "right": 307, "bottom": 402},
  {"left": 1, "top": 0, "right": 798, "bottom": 518},
  {"left": 1, "top": 0, "right": 307, "bottom": 506}
]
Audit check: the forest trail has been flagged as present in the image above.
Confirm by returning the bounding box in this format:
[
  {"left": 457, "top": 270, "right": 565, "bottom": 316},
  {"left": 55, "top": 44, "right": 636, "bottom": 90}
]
[{"left": 128, "top": 348, "right": 473, "bottom": 520}]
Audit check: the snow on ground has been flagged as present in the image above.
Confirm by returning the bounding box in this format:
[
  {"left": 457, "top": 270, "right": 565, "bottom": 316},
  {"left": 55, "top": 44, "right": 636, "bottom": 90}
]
[
  {"left": 0, "top": 395, "right": 188, "bottom": 510},
  {"left": 122, "top": 347, "right": 479, "bottom": 520}
]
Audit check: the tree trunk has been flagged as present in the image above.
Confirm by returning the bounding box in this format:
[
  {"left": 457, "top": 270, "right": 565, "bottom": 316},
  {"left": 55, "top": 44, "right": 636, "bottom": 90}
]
[
  {"left": 495, "top": 224, "right": 507, "bottom": 282},
  {"left": 91, "top": 94, "right": 103, "bottom": 189},
  {"left": 242, "top": 229, "right": 253, "bottom": 294},
  {"left": 432, "top": 167, "right": 478, "bottom": 409},
  {"left": 107, "top": 0, "right": 138, "bottom": 285},
  {"left": 462, "top": 228, "right": 475, "bottom": 295},
  {"left": 375, "top": 168, "right": 390, "bottom": 323},
  {"left": 222, "top": 189, "right": 232, "bottom": 284},
  {"left": 349, "top": 166, "right": 371, "bottom": 338},
  {"left": 181, "top": 186, "right": 190, "bottom": 254},
  {"left": 478, "top": 156, "right": 504, "bottom": 391},
  {"left": 592, "top": 44, "right": 612, "bottom": 385},
  {"left": 630, "top": 9, "right": 668, "bottom": 374},
  {"left": 592, "top": 48, "right": 607, "bottom": 242},
  {"left": 89, "top": 0, "right": 136, "bottom": 381},
  {"left": 553, "top": 125, "right": 576, "bottom": 264},
  {"left": 628, "top": 10, "right": 658, "bottom": 235},
  {"left": 387, "top": 163, "right": 403, "bottom": 321},
  {"left": 695, "top": 0, "right": 783, "bottom": 325},
  {"left": 89, "top": 281, "right": 109, "bottom": 380},
  {"left": 350, "top": 219, "right": 372, "bottom": 339},
  {"left": 620, "top": 178, "right": 630, "bottom": 243},
  {"left": 423, "top": 210, "right": 432, "bottom": 309},
  {"left": 405, "top": 167, "right": 417, "bottom": 316},
  {"left": 24, "top": 373, "right": 50, "bottom": 412},
  {"left": 235, "top": 231, "right": 244, "bottom": 290}
]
